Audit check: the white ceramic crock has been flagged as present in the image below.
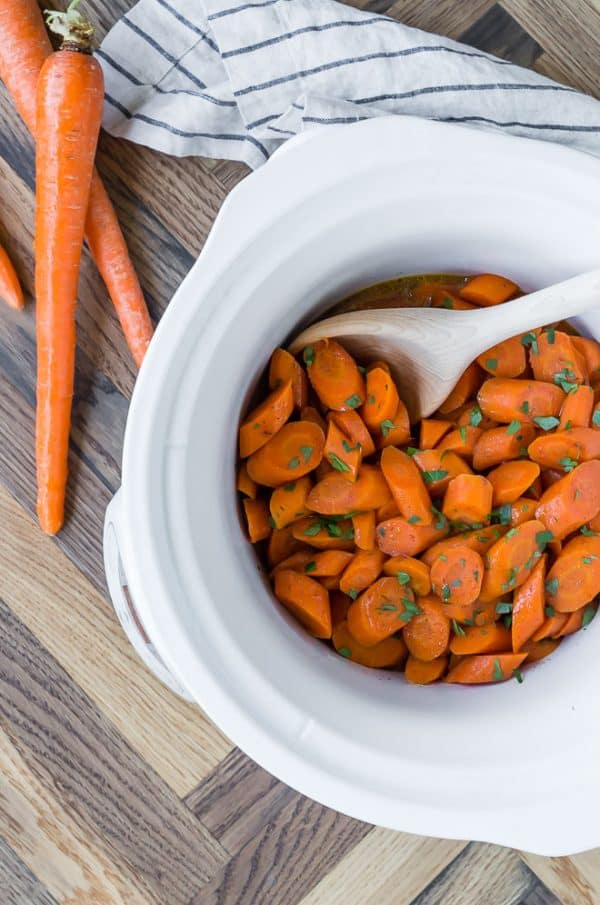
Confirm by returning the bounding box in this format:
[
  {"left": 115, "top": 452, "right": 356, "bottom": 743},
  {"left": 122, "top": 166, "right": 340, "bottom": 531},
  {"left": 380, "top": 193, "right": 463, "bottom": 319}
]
[{"left": 104, "top": 116, "right": 600, "bottom": 855}]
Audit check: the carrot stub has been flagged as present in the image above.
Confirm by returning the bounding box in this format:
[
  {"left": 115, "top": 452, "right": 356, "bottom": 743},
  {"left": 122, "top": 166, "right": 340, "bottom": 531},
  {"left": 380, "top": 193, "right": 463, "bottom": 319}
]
[
  {"left": 274, "top": 570, "right": 332, "bottom": 638},
  {"left": 442, "top": 474, "right": 493, "bottom": 526},
  {"left": 472, "top": 423, "right": 536, "bottom": 471},
  {"left": 323, "top": 419, "right": 362, "bottom": 481},
  {"left": 239, "top": 381, "right": 294, "bottom": 458},
  {"left": 420, "top": 419, "right": 453, "bottom": 450},
  {"left": 347, "top": 577, "right": 418, "bottom": 647},
  {"left": 436, "top": 426, "right": 482, "bottom": 461},
  {"left": 403, "top": 596, "right": 451, "bottom": 661},
  {"left": 521, "top": 637, "right": 560, "bottom": 663},
  {"left": 328, "top": 409, "right": 376, "bottom": 457},
  {"left": 546, "top": 534, "right": 600, "bottom": 612},
  {"left": 559, "top": 384, "right": 594, "bottom": 429},
  {"left": 413, "top": 449, "right": 473, "bottom": 495},
  {"left": 360, "top": 367, "right": 400, "bottom": 433},
  {"left": 479, "top": 519, "right": 546, "bottom": 602},
  {"left": 437, "top": 363, "right": 483, "bottom": 414},
  {"left": 267, "top": 525, "right": 307, "bottom": 566},
  {"left": 478, "top": 378, "right": 564, "bottom": 424},
  {"left": 511, "top": 556, "right": 546, "bottom": 653},
  {"left": 528, "top": 428, "right": 600, "bottom": 469},
  {"left": 376, "top": 517, "right": 448, "bottom": 557},
  {"left": 477, "top": 336, "right": 526, "bottom": 377},
  {"left": 430, "top": 546, "right": 484, "bottom": 607},
  {"left": 305, "top": 339, "right": 365, "bottom": 411},
  {"left": 487, "top": 460, "right": 541, "bottom": 506},
  {"left": 237, "top": 462, "right": 258, "bottom": 499},
  {"left": 449, "top": 622, "right": 512, "bottom": 656},
  {"left": 247, "top": 421, "right": 325, "bottom": 487}
]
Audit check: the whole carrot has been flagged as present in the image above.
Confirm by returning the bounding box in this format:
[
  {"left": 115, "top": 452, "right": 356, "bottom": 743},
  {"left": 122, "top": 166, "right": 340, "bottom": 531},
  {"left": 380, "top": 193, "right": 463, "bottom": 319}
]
[
  {"left": 0, "top": 241, "right": 24, "bottom": 309},
  {"left": 0, "top": 0, "right": 153, "bottom": 365},
  {"left": 35, "top": 0, "right": 104, "bottom": 533}
]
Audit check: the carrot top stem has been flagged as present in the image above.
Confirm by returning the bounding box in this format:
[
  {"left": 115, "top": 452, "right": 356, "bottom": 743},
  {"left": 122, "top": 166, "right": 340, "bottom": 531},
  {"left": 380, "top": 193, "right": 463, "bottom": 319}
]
[{"left": 45, "top": 0, "right": 94, "bottom": 50}]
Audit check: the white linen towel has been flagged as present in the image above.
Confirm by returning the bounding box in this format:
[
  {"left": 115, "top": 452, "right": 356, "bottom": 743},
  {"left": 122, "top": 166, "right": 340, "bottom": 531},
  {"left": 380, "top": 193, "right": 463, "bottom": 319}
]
[{"left": 99, "top": 0, "right": 600, "bottom": 169}]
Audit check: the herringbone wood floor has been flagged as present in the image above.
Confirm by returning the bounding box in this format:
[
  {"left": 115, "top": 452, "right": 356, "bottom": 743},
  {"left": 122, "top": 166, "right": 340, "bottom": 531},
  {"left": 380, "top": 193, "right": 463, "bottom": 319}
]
[{"left": 2, "top": 1, "right": 600, "bottom": 903}]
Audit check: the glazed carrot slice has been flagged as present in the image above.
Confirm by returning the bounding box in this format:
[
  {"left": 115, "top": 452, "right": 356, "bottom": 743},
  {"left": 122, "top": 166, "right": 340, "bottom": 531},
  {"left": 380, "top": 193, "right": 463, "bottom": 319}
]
[
  {"left": 319, "top": 575, "right": 339, "bottom": 591},
  {"left": 413, "top": 449, "right": 473, "bottom": 496},
  {"left": 442, "top": 474, "right": 493, "bottom": 526},
  {"left": 269, "top": 348, "right": 308, "bottom": 409},
  {"left": 473, "top": 600, "right": 503, "bottom": 626},
  {"left": 531, "top": 612, "right": 568, "bottom": 641},
  {"left": 274, "top": 570, "right": 332, "bottom": 638},
  {"left": 267, "top": 525, "right": 308, "bottom": 566},
  {"left": 269, "top": 476, "right": 312, "bottom": 529},
  {"left": 405, "top": 654, "right": 449, "bottom": 684},
  {"left": 380, "top": 447, "right": 434, "bottom": 526},
  {"left": 472, "top": 423, "right": 536, "bottom": 470},
  {"left": 239, "top": 381, "right": 294, "bottom": 458},
  {"left": 535, "top": 460, "right": 600, "bottom": 539},
  {"left": 347, "top": 577, "right": 417, "bottom": 646},
  {"left": 460, "top": 273, "right": 518, "bottom": 307},
  {"left": 247, "top": 421, "right": 325, "bottom": 487},
  {"left": 332, "top": 621, "right": 407, "bottom": 668},
  {"left": 430, "top": 287, "right": 476, "bottom": 310},
  {"left": 328, "top": 410, "right": 376, "bottom": 457},
  {"left": 292, "top": 517, "right": 355, "bottom": 550},
  {"left": 436, "top": 426, "right": 482, "bottom": 461},
  {"left": 557, "top": 608, "right": 585, "bottom": 637},
  {"left": 421, "top": 525, "right": 507, "bottom": 567},
  {"left": 449, "top": 621, "right": 512, "bottom": 655},
  {"left": 377, "top": 400, "right": 411, "bottom": 449},
  {"left": 477, "top": 336, "right": 526, "bottom": 378},
  {"left": 272, "top": 550, "right": 316, "bottom": 574},
  {"left": 0, "top": 242, "right": 23, "bottom": 310},
  {"left": 420, "top": 419, "right": 453, "bottom": 450},
  {"left": 305, "top": 339, "right": 365, "bottom": 411},
  {"left": 530, "top": 330, "right": 587, "bottom": 385},
  {"left": 403, "top": 596, "right": 450, "bottom": 661},
  {"left": 546, "top": 534, "right": 600, "bottom": 612},
  {"left": 478, "top": 378, "right": 564, "bottom": 424},
  {"left": 324, "top": 419, "right": 362, "bottom": 481},
  {"left": 488, "top": 460, "right": 541, "bottom": 506},
  {"left": 511, "top": 554, "right": 546, "bottom": 651},
  {"left": 352, "top": 510, "right": 376, "bottom": 551},
  {"left": 383, "top": 555, "right": 431, "bottom": 596},
  {"left": 510, "top": 496, "right": 537, "bottom": 527},
  {"left": 237, "top": 462, "right": 258, "bottom": 499},
  {"left": 430, "top": 546, "right": 483, "bottom": 607},
  {"left": 559, "top": 384, "right": 594, "bottom": 429},
  {"left": 520, "top": 636, "right": 560, "bottom": 663},
  {"left": 590, "top": 512, "right": 600, "bottom": 532},
  {"left": 307, "top": 464, "right": 391, "bottom": 515},
  {"left": 301, "top": 550, "right": 354, "bottom": 577},
  {"left": 376, "top": 516, "right": 449, "bottom": 557},
  {"left": 361, "top": 367, "right": 400, "bottom": 433},
  {"left": 479, "top": 519, "right": 547, "bottom": 603},
  {"left": 301, "top": 405, "right": 327, "bottom": 433},
  {"left": 456, "top": 404, "right": 497, "bottom": 431},
  {"left": 330, "top": 591, "right": 351, "bottom": 627},
  {"left": 339, "top": 548, "right": 385, "bottom": 597},
  {"left": 572, "top": 336, "right": 600, "bottom": 383},
  {"left": 437, "top": 363, "right": 483, "bottom": 414},
  {"left": 444, "top": 652, "right": 526, "bottom": 684},
  {"left": 528, "top": 428, "right": 600, "bottom": 469},
  {"left": 243, "top": 498, "right": 272, "bottom": 543}
]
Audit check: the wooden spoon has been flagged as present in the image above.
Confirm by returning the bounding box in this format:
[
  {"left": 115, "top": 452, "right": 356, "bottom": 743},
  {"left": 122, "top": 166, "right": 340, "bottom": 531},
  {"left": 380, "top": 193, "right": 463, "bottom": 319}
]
[{"left": 289, "top": 270, "right": 600, "bottom": 420}]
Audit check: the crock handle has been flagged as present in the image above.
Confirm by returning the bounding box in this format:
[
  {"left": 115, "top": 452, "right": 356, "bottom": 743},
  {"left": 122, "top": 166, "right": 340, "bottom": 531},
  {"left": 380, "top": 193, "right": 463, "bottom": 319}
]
[{"left": 103, "top": 491, "right": 194, "bottom": 702}]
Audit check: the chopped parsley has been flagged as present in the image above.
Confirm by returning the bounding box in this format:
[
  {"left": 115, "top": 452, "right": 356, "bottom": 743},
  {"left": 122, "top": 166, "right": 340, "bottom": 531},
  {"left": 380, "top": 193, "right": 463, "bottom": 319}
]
[
  {"left": 284, "top": 482, "right": 297, "bottom": 492},
  {"left": 304, "top": 561, "right": 317, "bottom": 573},
  {"left": 348, "top": 589, "right": 359, "bottom": 600},
  {"left": 302, "top": 521, "right": 322, "bottom": 537},
  {"left": 505, "top": 528, "right": 519, "bottom": 538},
  {"left": 491, "top": 504, "right": 512, "bottom": 525},
  {"left": 492, "top": 658, "right": 504, "bottom": 681},
  {"left": 536, "top": 530, "right": 554, "bottom": 548},
  {"left": 288, "top": 456, "right": 301, "bottom": 469},
  {"left": 328, "top": 452, "right": 350, "bottom": 473},
  {"left": 558, "top": 456, "right": 578, "bottom": 473},
  {"left": 506, "top": 420, "right": 521, "bottom": 435},
  {"left": 582, "top": 606, "right": 597, "bottom": 629},
  {"left": 581, "top": 526, "right": 599, "bottom": 537},
  {"left": 442, "top": 295, "right": 454, "bottom": 309},
  {"left": 546, "top": 578, "right": 559, "bottom": 596},
  {"left": 406, "top": 446, "right": 419, "bottom": 457},
  {"left": 521, "top": 332, "right": 539, "bottom": 355},
  {"left": 533, "top": 415, "right": 560, "bottom": 431},
  {"left": 439, "top": 554, "right": 448, "bottom": 562},
  {"left": 545, "top": 605, "right": 556, "bottom": 617},
  {"left": 593, "top": 410, "right": 600, "bottom": 428},
  {"left": 345, "top": 394, "right": 362, "bottom": 409},
  {"left": 495, "top": 601, "right": 513, "bottom": 615},
  {"left": 503, "top": 614, "right": 513, "bottom": 630},
  {"left": 396, "top": 571, "right": 411, "bottom": 585},
  {"left": 338, "top": 646, "right": 352, "bottom": 658},
  {"left": 452, "top": 619, "right": 466, "bottom": 637},
  {"left": 303, "top": 346, "right": 315, "bottom": 367},
  {"left": 459, "top": 425, "right": 468, "bottom": 444},
  {"left": 486, "top": 358, "right": 498, "bottom": 371},
  {"left": 407, "top": 515, "right": 421, "bottom": 525},
  {"left": 553, "top": 367, "right": 578, "bottom": 394},
  {"left": 545, "top": 327, "right": 556, "bottom": 344},
  {"left": 342, "top": 439, "right": 359, "bottom": 453},
  {"left": 513, "top": 668, "right": 524, "bottom": 684},
  {"left": 520, "top": 401, "right": 530, "bottom": 414},
  {"left": 422, "top": 469, "right": 449, "bottom": 484},
  {"left": 470, "top": 406, "right": 483, "bottom": 427},
  {"left": 378, "top": 527, "right": 386, "bottom": 537},
  {"left": 582, "top": 555, "right": 598, "bottom": 565},
  {"left": 431, "top": 506, "right": 448, "bottom": 531},
  {"left": 300, "top": 445, "right": 313, "bottom": 463},
  {"left": 441, "top": 584, "right": 451, "bottom": 601},
  {"left": 268, "top": 516, "right": 277, "bottom": 529},
  {"left": 368, "top": 394, "right": 376, "bottom": 405}
]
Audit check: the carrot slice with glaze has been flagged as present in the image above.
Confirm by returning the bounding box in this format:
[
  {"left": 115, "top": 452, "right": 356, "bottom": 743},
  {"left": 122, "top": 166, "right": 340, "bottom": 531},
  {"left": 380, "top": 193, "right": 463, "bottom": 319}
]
[
  {"left": 479, "top": 519, "right": 546, "bottom": 603},
  {"left": 431, "top": 287, "right": 476, "bottom": 310},
  {"left": 269, "top": 476, "right": 312, "bottom": 529},
  {"left": 478, "top": 378, "right": 564, "bottom": 424},
  {"left": 521, "top": 637, "right": 561, "bottom": 663},
  {"left": 239, "top": 380, "right": 294, "bottom": 458},
  {"left": 347, "top": 577, "right": 417, "bottom": 647},
  {"left": 361, "top": 366, "right": 400, "bottom": 432},
  {"left": 460, "top": 273, "right": 518, "bottom": 306},
  {"left": 535, "top": 460, "right": 600, "bottom": 539},
  {"left": 444, "top": 653, "right": 527, "bottom": 684},
  {"left": 376, "top": 516, "right": 449, "bottom": 557},
  {"left": 437, "top": 363, "right": 483, "bottom": 414},
  {"left": 546, "top": 534, "right": 600, "bottom": 612},
  {"left": 267, "top": 525, "right": 308, "bottom": 566},
  {"left": 488, "top": 460, "right": 541, "bottom": 506},
  {"left": 510, "top": 496, "right": 538, "bottom": 527},
  {"left": 274, "top": 570, "right": 332, "bottom": 638},
  {"left": 559, "top": 384, "right": 594, "bottom": 429},
  {"left": 377, "top": 400, "right": 411, "bottom": 449},
  {"left": 436, "top": 426, "right": 482, "bottom": 461},
  {"left": 413, "top": 449, "right": 473, "bottom": 496},
  {"left": 442, "top": 474, "right": 493, "bottom": 526},
  {"left": 572, "top": 336, "right": 600, "bottom": 382},
  {"left": 380, "top": 446, "right": 434, "bottom": 526},
  {"left": 511, "top": 554, "right": 547, "bottom": 651},
  {"left": 307, "top": 464, "right": 391, "bottom": 515},
  {"left": 291, "top": 517, "right": 355, "bottom": 550},
  {"left": 528, "top": 428, "right": 600, "bottom": 469},
  {"left": 405, "top": 654, "right": 449, "bottom": 684},
  {"left": 301, "top": 405, "right": 327, "bottom": 433},
  {"left": 421, "top": 525, "right": 507, "bottom": 567},
  {"left": 243, "top": 498, "right": 272, "bottom": 543},
  {"left": 530, "top": 330, "right": 587, "bottom": 385},
  {"left": 328, "top": 410, "right": 376, "bottom": 457},
  {"left": 269, "top": 348, "right": 308, "bottom": 409},
  {"left": 403, "top": 596, "right": 450, "bottom": 661},
  {"left": 333, "top": 621, "right": 407, "bottom": 668},
  {"left": 532, "top": 612, "right": 568, "bottom": 641},
  {"left": 339, "top": 548, "right": 385, "bottom": 597},
  {"left": 330, "top": 591, "right": 351, "bottom": 627},
  {"left": 323, "top": 419, "right": 362, "bottom": 481},
  {"left": 237, "top": 462, "right": 258, "bottom": 499},
  {"left": 247, "top": 421, "right": 325, "bottom": 487},
  {"left": 449, "top": 621, "right": 512, "bottom": 655},
  {"left": 477, "top": 336, "right": 527, "bottom": 377},
  {"left": 420, "top": 419, "right": 453, "bottom": 449},
  {"left": 430, "top": 546, "right": 484, "bottom": 607},
  {"left": 383, "top": 555, "right": 431, "bottom": 596},
  {"left": 472, "top": 423, "right": 536, "bottom": 471},
  {"left": 352, "top": 511, "right": 376, "bottom": 551},
  {"left": 305, "top": 339, "right": 365, "bottom": 411}
]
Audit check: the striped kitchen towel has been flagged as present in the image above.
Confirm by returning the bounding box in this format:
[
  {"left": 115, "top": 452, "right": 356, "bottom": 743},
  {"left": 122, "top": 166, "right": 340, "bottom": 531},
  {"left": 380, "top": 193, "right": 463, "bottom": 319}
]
[{"left": 99, "top": 0, "right": 600, "bottom": 169}]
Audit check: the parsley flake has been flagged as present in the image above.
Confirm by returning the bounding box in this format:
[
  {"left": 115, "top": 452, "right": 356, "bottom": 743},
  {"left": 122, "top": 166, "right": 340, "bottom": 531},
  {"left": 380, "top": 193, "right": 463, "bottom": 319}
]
[
  {"left": 338, "top": 646, "right": 352, "bottom": 658},
  {"left": 513, "top": 667, "right": 524, "bottom": 684},
  {"left": 593, "top": 410, "right": 600, "bottom": 428},
  {"left": 558, "top": 456, "right": 578, "bottom": 473},
  {"left": 328, "top": 452, "right": 350, "bottom": 473},
  {"left": 459, "top": 425, "right": 468, "bottom": 444},
  {"left": 288, "top": 456, "right": 301, "bottom": 469},
  {"left": 345, "top": 394, "right": 362, "bottom": 409},
  {"left": 581, "top": 526, "right": 599, "bottom": 537},
  {"left": 284, "top": 482, "right": 297, "bottom": 493},
  {"left": 348, "top": 589, "right": 359, "bottom": 601},
  {"left": 536, "top": 530, "right": 554, "bottom": 548},
  {"left": 406, "top": 447, "right": 420, "bottom": 457},
  {"left": 407, "top": 515, "right": 421, "bottom": 525},
  {"left": 506, "top": 420, "right": 521, "bottom": 435},
  {"left": 303, "top": 346, "right": 314, "bottom": 367},
  {"left": 521, "top": 332, "right": 539, "bottom": 355},
  {"left": 582, "top": 606, "right": 597, "bottom": 629},
  {"left": 545, "top": 605, "right": 556, "bottom": 617},
  {"left": 304, "top": 561, "right": 317, "bottom": 573},
  {"left": 520, "top": 401, "right": 530, "bottom": 414},
  {"left": 546, "top": 578, "right": 559, "bottom": 596},
  {"left": 582, "top": 555, "right": 598, "bottom": 565},
  {"left": 492, "top": 658, "right": 504, "bottom": 681},
  {"left": 381, "top": 419, "right": 396, "bottom": 438},
  {"left": 452, "top": 619, "right": 466, "bottom": 637},
  {"left": 496, "top": 601, "right": 513, "bottom": 615},
  {"left": 486, "top": 358, "right": 498, "bottom": 371},
  {"left": 545, "top": 327, "right": 556, "bottom": 344},
  {"left": 422, "top": 469, "right": 449, "bottom": 484},
  {"left": 491, "top": 504, "right": 512, "bottom": 525},
  {"left": 470, "top": 406, "right": 483, "bottom": 427},
  {"left": 533, "top": 416, "right": 560, "bottom": 431},
  {"left": 396, "top": 571, "right": 411, "bottom": 585}
]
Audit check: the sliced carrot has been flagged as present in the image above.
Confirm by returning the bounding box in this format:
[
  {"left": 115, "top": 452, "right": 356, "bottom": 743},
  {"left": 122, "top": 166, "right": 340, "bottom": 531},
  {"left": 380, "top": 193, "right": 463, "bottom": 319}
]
[
  {"left": 460, "top": 273, "right": 518, "bottom": 306},
  {"left": 473, "top": 600, "right": 503, "bottom": 627},
  {"left": 528, "top": 427, "right": 600, "bottom": 469},
  {"left": 442, "top": 474, "right": 493, "bottom": 526},
  {"left": 572, "top": 336, "right": 600, "bottom": 383},
  {"left": 301, "top": 405, "right": 327, "bottom": 433},
  {"left": 302, "top": 550, "right": 354, "bottom": 577},
  {"left": 383, "top": 555, "right": 431, "bottom": 596},
  {"left": 376, "top": 516, "right": 449, "bottom": 557},
  {"left": 330, "top": 592, "right": 351, "bottom": 627},
  {"left": 352, "top": 511, "right": 376, "bottom": 551},
  {"left": 535, "top": 460, "right": 600, "bottom": 539},
  {"left": 380, "top": 447, "right": 433, "bottom": 526},
  {"left": 510, "top": 496, "right": 538, "bottom": 527},
  {"left": 472, "top": 423, "right": 536, "bottom": 470},
  {"left": 377, "top": 400, "right": 411, "bottom": 449},
  {"left": 559, "top": 384, "right": 594, "bottom": 429},
  {"left": 405, "top": 654, "right": 449, "bottom": 684},
  {"left": 269, "top": 348, "right": 308, "bottom": 409},
  {"left": 530, "top": 330, "right": 587, "bottom": 385},
  {"left": 332, "top": 621, "right": 407, "bottom": 668},
  {"left": 237, "top": 462, "right": 258, "bottom": 499},
  {"left": 307, "top": 464, "right": 391, "bottom": 515},
  {"left": 274, "top": 570, "right": 331, "bottom": 638},
  {"left": 413, "top": 449, "right": 473, "bottom": 496},
  {"left": 488, "top": 460, "right": 541, "bottom": 506},
  {"left": 315, "top": 458, "right": 333, "bottom": 482},
  {"left": 339, "top": 548, "right": 385, "bottom": 597},
  {"left": 532, "top": 613, "right": 568, "bottom": 641},
  {"left": 546, "top": 534, "right": 600, "bottom": 612},
  {"left": 376, "top": 499, "right": 400, "bottom": 521},
  {"left": 324, "top": 419, "right": 362, "bottom": 481},
  {"left": 328, "top": 409, "right": 376, "bottom": 457},
  {"left": 0, "top": 242, "right": 23, "bottom": 310},
  {"left": 444, "top": 653, "right": 527, "bottom": 684},
  {"left": 437, "top": 363, "right": 483, "bottom": 414},
  {"left": 360, "top": 367, "right": 400, "bottom": 432},
  {"left": 291, "top": 517, "right": 355, "bottom": 550},
  {"left": 478, "top": 378, "right": 564, "bottom": 424},
  {"left": 319, "top": 575, "right": 339, "bottom": 591},
  {"left": 243, "top": 498, "right": 272, "bottom": 543},
  {"left": 557, "top": 608, "right": 585, "bottom": 637},
  {"left": 269, "top": 476, "right": 312, "bottom": 529},
  {"left": 590, "top": 512, "right": 600, "bottom": 532},
  {"left": 272, "top": 550, "right": 316, "bottom": 574},
  {"left": 247, "top": 421, "right": 325, "bottom": 487},
  {"left": 267, "top": 525, "right": 307, "bottom": 566},
  {"left": 511, "top": 554, "right": 547, "bottom": 651},
  {"left": 477, "top": 336, "right": 526, "bottom": 378},
  {"left": 305, "top": 339, "right": 365, "bottom": 411},
  {"left": 430, "top": 546, "right": 484, "bottom": 607},
  {"left": 456, "top": 404, "right": 497, "bottom": 431},
  {"left": 421, "top": 524, "right": 507, "bottom": 567},
  {"left": 239, "top": 381, "right": 294, "bottom": 458},
  {"left": 521, "top": 636, "right": 560, "bottom": 663},
  {"left": 436, "top": 426, "right": 482, "bottom": 462},
  {"left": 479, "top": 519, "right": 547, "bottom": 603},
  {"left": 449, "top": 621, "right": 512, "bottom": 655},
  {"left": 403, "top": 596, "right": 450, "bottom": 661},
  {"left": 347, "top": 577, "right": 417, "bottom": 646},
  {"left": 431, "top": 287, "right": 476, "bottom": 310},
  {"left": 420, "top": 419, "right": 453, "bottom": 449}
]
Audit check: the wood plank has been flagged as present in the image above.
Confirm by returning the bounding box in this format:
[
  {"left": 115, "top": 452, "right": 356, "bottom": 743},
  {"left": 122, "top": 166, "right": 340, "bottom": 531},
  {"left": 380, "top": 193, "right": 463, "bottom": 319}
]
[
  {"left": 521, "top": 850, "right": 600, "bottom": 905},
  {"left": 298, "top": 828, "right": 467, "bottom": 905},
  {"left": 533, "top": 50, "right": 599, "bottom": 99},
  {"left": 460, "top": 2, "right": 542, "bottom": 66},
  {"left": 386, "top": 0, "right": 494, "bottom": 39},
  {"left": 0, "top": 597, "right": 229, "bottom": 904},
  {"left": 0, "top": 484, "right": 233, "bottom": 796},
  {"left": 0, "top": 837, "right": 58, "bottom": 905},
  {"left": 521, "top": 881, "right": 563, "bottom": 905}
]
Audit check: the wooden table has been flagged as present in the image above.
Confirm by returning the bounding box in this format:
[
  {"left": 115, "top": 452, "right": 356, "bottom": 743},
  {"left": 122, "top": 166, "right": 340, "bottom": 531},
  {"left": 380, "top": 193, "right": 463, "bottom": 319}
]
[{"left": 1, "top": 1, "right": 599, "bottom": 902}]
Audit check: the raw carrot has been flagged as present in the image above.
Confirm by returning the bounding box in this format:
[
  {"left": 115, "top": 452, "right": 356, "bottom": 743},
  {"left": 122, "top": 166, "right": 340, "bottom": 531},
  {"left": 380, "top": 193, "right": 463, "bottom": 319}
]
[
  {"left": 247, "top": 421, "right": 325, "bottom": 487},
  {"left": 380, "top": 446, "right": 434, "bottom": 526},
  {"left": 347, "top": 577, "right": 417, "bottom": 646},
  {"left": 243, "top": 498, "right": 272, "bottom": 543},
  {"left": 460, "top": 273, "right": 518, "bottom": 306},
  {"left": 377, "top": 400, "right": 411, "bottom": 449},
  {"left": 328, "top": 409, "right": 376, "bottom": 457},
  {"left": 267, "top": 525, "right": 307, "bottom": 566},
  {"left": 376, "top": 516, "right": 448, "bottom": 557},
  {"left": 239, "top": 381, "right": 294, "bottom": 458},
  {"left": 323, "top": 418, "right": 362, "bottom": 481},
  {"left": 330, "top": 591, "right": 351, "bottom": 627},
  {"left": 431, "top": 287, "right": 476, "bottom": 310},
  {"left": 237, "top": 462, "right": 258, "bottom": 499},
  {"left": 449, "top": 621, "right": 512, "bottom": 655},
  {"left": 479, "top": 519, "right": 547, "bottom": 602},
  {"left": 304, "top": 339, "right": 365, "bottom": 411},
  {"left": 339, "top": 548, "right": 385, "bottom": 597},
  {"left": 269, "top": 475, "right": 312, "bottom": 529},
  {"left": 403, "top": 596, "right": 450, "bottom": 661},
  {"left": 529, "top": 330, "right": 587, "bottom": 385},
  {"left": 405, "top": 654, "right": 448, "bottom": 684},
  {"left": 383, "top": 555, "right": 431, "bottom": 596},
  {"left": 442, "top": 474, "right": 493, "bottom": 526},
  {"left": 35, "top": 3, "right": 104, "bottom": 534},
  {"left": 436, "top": 425, "right": 482, "bottom": 460},
  {"left": 430, "top": 546, "right": 484, "bottom": 607},
  {"left": 472, "top": 423, "right": 536, "bottom": 470},
  {"left": 269, "top": 348, "right": 308, "bottom": 409},
  {"left": 476, "top": 336, "right": 526, "bottom": 377},
  {"left": 559, "top": 384, "right": 594, "bottom": 429},
  {"left": 531, "top": 612, "right": 568, "bottom": 641},
  {"left": 291, "top": 517, "right": 355, "bottom": 550},
  {"left": 487, "top": 460, "right": 541, "bottom": 506},
  {"left": 352, "top": 510, "right": 376, "bottom": 550},
  {"left": 478, "top": 378, "right": 564, "bottom": 424},
  {"left": 535, "top": 460, "right": 600, "bottom": 539},
  {"left": 413, "top": 448, "right": 473, "bottom": 495},
  {"left": 0, "top": 241, "right": 23, "bottom": 309},
  {"left": 572, "top": 336, "right": 600, "bottom": 383},
  {"left": 307, "top": 464, "right": 391, "bottom": 515},
  {"left": 528, "top": 427, "right": 600, "bottom": 469},
  {"left": 420, "top": 418, "right": 453, "bottom": 449},
  {"left": 546, "top": 534, "right": 600, "bottom": 612},
  {"left": 521, "top": 636, "right": 560, "bottom": 663},
  {"left": 332, "top": 621, "right": 407, "bottom": 668},
  {"left": 301, "top": 405, "right": 327, "bottom": 433},
  {"left": 444, "top": 652, "right": 526, "bottom": 684},
  {"left": 437, "top": 363, "right": 483, "bottom": 414},
  {"left": 511, "top": 554, "right": 546, "bottom": 651},
  {"left": 510, "top": 496, "right": 537, "bottom": 527},
  {"left": 274, "top": 570, "right": 332, "bottom": 638},
  {"left": 421, "top": 524, "right": 507, "bottom": 567}
]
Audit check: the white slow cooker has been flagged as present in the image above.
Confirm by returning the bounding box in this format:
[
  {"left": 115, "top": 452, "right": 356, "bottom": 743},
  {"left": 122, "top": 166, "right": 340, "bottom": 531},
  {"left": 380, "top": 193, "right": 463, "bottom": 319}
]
[{"left": 104, "top": 116, "right": 600, "bottom": 855}]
